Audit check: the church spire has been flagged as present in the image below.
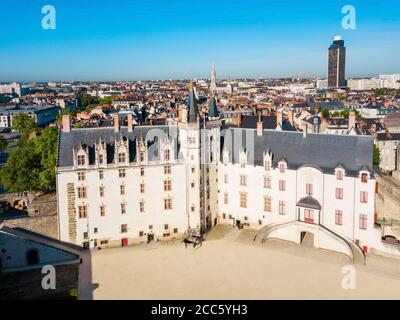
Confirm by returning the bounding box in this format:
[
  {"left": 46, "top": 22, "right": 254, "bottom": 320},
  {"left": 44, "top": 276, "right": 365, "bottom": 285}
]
[
  {"left": 208, "top": 96, "right": 219, "bottom": 119},
  {"left": 210, "top": 64, "right": 216, "bottom": 93}
]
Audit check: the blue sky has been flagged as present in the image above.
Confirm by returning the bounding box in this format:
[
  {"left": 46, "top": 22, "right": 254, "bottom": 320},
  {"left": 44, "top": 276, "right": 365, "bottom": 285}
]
[{"left": 0, "top": 0, "right": 399, "bottom": 81}]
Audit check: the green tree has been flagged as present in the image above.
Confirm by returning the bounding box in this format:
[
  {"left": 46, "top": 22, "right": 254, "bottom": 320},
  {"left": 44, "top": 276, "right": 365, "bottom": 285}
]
[
  {"left": 0, "top": 140, "right": 41, "bottom": 192},
  {"left": 12, "top": 113, "right": 36, "bottom": 139},
  {"left": 374, "top": 88, "right": 385, "bottom": 97},
  {"left": 34, "top": 127, "right": 58, "bottom": 192},
  {"left": 373, "top": 145, "right": 380, "bottom": 166},
  {"left": 321, "top": 108, "right": 330, "bottom": 119},
  {"left": 0, "top": 127, "right": 58, "bottom": 193},
  {"left": 0, "top": 137, "right": 7, "bottom": 153}
]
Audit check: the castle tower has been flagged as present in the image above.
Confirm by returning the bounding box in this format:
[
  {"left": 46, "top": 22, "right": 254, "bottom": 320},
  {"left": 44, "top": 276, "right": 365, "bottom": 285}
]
[
  {"left": 203, "top": 96, "right": 221, "bottom": 230},
  {"left": 178, "top": 83, "right": 202, "bottom": 233}
]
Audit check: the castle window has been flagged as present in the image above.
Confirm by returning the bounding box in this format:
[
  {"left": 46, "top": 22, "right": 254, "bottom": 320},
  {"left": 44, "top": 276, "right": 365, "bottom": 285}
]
[
  {"left": 240, "top": 175, "right": 247, "bottom": 186},
  {"left": 121, "top": 224, "right": 128, "bottom": 233},
  {"left": 306, "top": 183, "right": 313, "bottom": 196},
  {"left": 264, "top": 176, "right": 271, "bottom": 189},
  {"left": 224, "top": 193, "right": 229, "bottom": 205},
  {"left": 335, "top": 210, "right": 343, "bottom": 225},
  {"left": 279, "top": 163, "right": 285, "bottom": 173},
  {"left": 140, "top": 152, "right": 145, "bottom": 162},
  {"left": 360, "top": 191, "right": 368, "bottom": 203},
  {"left": 140, "top": 183, "right": 145, "bottom": 193},
  {"left": 224, "top": 174, "right": 228, "bottom": 184},
  {"left": 265, "top": 161, "right": 271, "bottom": 171},
  {"left": 78, "top": 206, "right": 88, "bottom": 219},
  {"left": 335, "top": 188, "right": 343, "bottom": 200},
  {"left": 120, "top": 184, "right": 125, "bottom": 195},
  {"left": 78, "top": 172, "right": 85, "bottom": 181},
  {"left": 119, "top": 169, "right": 126, "bottom": 178},
  {"left": 164, "top": 180, "right": 172, "bottom": 191},
  {"left": 121, "top": 203, "right": 126, "bottom": 214},
  {"left": 361, "top": 173, "right": 368, "bottom": 183},
  {"left": 336, "top": 170, "right": 343, "bottom": 180},
  {"left": 99, "top": 170, "right": 104, "bottom": 180},
  {"left": 189, "top": 137, "right": 196, "bottom": 144},
  {"left": 140, "top": 167, "right": 145, "bottom": 176},
  {"left": 304, "top": 209, "right": 314, "bottom": 223},
  {"left": 164, "top": 165, "right": 171, "bottom": 175},
  {"left": 264, "top": 197, "right": 272, "bottom": 212},
  {"left": 77, "top": 155, "right": 85, "bottom": 166},
  {"left": 140, "top": 201, "right": 145, "bottom": 213},
  {"left": 99, "top": 154, "right": 104, "bottom": 165},
  {"left": 279, "top": 180, "right": 286, "bottom": 191},
  {"left": 279, "top": 201, "right": 286, "bottom": 215},
  {"left": 100, "top": 205, "right": 106, "bottom": 216},
  {"left": 77, "top": 187, "right": 87, "bottom": 199},
  {"left": 99, "top": 186, "right": 104, "bottom": 197},
  {"left": 164, "top": 149, "right": 170, "bottom": 161},
  {"left": 118, "top": 152, "right": 126, "bottom": 163},
  {"left": 164, "top": 198, "right": 173, "bottom": 210},
  {"left": 359, "top": 214, "right": 367, "bottom": 230},
  {"left": 240, "top": 192, "right": 247, "bottom": 208}
]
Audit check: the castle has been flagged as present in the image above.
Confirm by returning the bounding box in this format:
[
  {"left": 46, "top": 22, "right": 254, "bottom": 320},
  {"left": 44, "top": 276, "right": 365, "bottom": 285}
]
[{"left": 56, "top": 87, "right": 392, "bottom": 261}]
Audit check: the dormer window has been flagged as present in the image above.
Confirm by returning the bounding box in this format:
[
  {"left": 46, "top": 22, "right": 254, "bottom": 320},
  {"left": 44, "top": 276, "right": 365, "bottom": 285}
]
[
  {"left": 279, "top": 163, "right": 286, "bottom": 173},
  {"left": 118, "top": 153, "right": 126, "bottom": 163},
  {"left": 265, "top": 161, "right": 270, "bottom": 171},
  {"left": 336, "top": 170, "right": 344, "bottom": 181},
  {"left": 99, "top": 154, "right": 104, "bottom": 165},
  {"left": 164, "top": 149, "right": 170, "bottom": 161},
  {"left": 140, "top": 152, "right": 145, "bottom": 162},
  {"left": 77, "top": 155, "right": 85, "bottom": 166},
  {"left": 361, "top": 173, "right": 368, "bottom": 183}
]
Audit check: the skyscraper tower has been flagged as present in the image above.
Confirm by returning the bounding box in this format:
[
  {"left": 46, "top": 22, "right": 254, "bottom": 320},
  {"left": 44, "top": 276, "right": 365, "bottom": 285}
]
[
  {"left": 328, "top": 36, "right": 346, "bottom": 88},
  {"left": 210, "top": 64, "right": 217, "bottom": 93}
]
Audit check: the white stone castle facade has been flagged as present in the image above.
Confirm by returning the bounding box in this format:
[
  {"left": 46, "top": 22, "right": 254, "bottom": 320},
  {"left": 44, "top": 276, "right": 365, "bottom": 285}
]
[{"left": 56, "top": 89, "right": 393, "bottom": 260}]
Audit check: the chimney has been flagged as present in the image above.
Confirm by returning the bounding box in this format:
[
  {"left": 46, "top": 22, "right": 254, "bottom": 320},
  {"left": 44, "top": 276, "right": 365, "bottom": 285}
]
[
  {"left": 114, "top": 113, "right": 119, "bottom": 132},
  {"left": 348, "top": 110, "right": 356, "bottom": 131},
  {"left": 236, "top": 113, "right": 242, "bottom": 127},
  {"left": 277, "top": 111, "right": 283, "bottom": 129},
  {"left": 257, "top": 113, "right": 263, "bottom": 136},
  {"left": 62, "top": 115, "right": 71, "bottom": 133},
  {"left": 127, "top": 113, "right": 133, "bottom": 133}
]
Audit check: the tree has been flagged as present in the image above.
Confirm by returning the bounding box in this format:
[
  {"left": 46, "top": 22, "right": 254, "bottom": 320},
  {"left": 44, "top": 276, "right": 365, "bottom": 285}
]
[
  {"left": 0, "top": 140, "right": 41, "bottom": 192},
  {"left": 34, "top": 127, "right": 58, "bottom": 192},
  {"left": 0, "top": 137, "right": 7, "bottom": 153},
  {"left": 373, "top": 145, "right": 380, "bottom": 166},
  {"left": 321, "top": 108, "right": 330, "bottom": 119},
  {"left": 12, "top": 113, "right": 36, "bottom": 139},
  {"left": 0, "top": 127, "right": 58, "bottom": 193}
]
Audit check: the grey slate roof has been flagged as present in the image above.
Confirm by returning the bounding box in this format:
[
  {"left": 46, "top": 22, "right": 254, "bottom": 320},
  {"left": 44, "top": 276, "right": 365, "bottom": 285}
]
[
  {"left": 208, "top": 97, "right": 219, "bottom": 118},
  {"left": 58, "top": 126, "right": 179, "bottom": 167},
  {"left": 220, "top": 128, "right": 373, "bottom": 176},
  {"left": 187, "top": 89, "right": 198, "bottom": 123}
]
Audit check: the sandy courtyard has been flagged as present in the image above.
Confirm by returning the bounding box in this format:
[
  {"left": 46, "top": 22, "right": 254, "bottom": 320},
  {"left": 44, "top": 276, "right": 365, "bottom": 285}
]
[{"left": 79, "top": 226, "right": 400, "bottom": 300}]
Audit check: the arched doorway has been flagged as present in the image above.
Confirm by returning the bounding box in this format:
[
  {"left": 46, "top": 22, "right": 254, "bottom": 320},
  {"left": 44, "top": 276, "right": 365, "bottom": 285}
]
[
  {"left": 26, "top": 249, "right": 39, "bottom": 265},
  {"left": 300, "top": 231, "right": 314, "bottom": 247}
]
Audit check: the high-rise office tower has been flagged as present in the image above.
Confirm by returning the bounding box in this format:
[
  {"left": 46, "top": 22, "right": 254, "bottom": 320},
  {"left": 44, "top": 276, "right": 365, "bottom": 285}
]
[{"left": 328, "top": 36, "right": 346, "bottom": 88}]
